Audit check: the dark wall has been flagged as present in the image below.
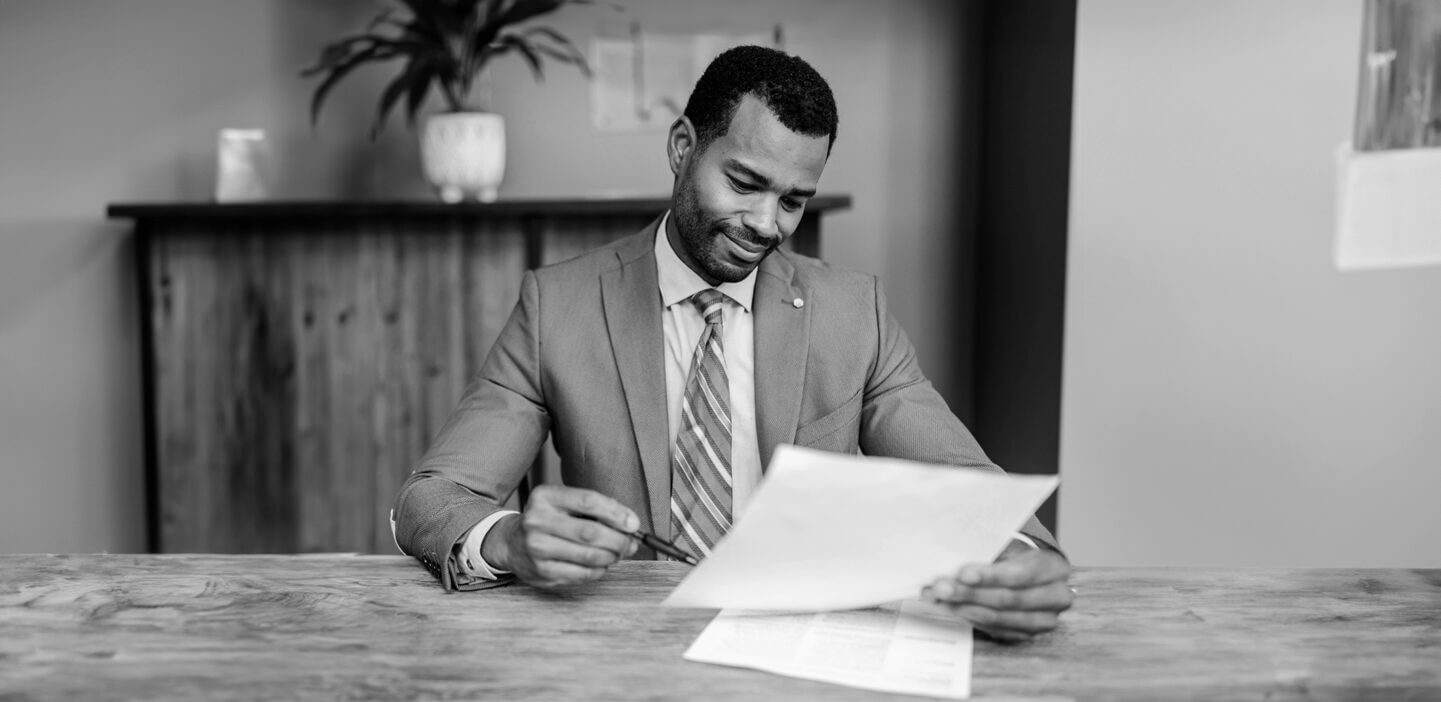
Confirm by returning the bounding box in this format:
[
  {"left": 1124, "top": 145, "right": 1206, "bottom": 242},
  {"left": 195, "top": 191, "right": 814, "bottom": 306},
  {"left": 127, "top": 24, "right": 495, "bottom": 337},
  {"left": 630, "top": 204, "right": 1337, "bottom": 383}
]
[
  {"left": 939, "top": 0, "right": 987, "bottom": 427},
  {"left": 969, "top": 0, "right": 1077, "bottom": 534}
]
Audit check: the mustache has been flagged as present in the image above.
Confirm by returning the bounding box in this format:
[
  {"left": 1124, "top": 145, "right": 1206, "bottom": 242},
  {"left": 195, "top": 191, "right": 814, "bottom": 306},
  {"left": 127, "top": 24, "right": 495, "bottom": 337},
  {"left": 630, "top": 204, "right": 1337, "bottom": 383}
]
[{"left": 715, "top": 222, "right": 779, "bottom": 250}]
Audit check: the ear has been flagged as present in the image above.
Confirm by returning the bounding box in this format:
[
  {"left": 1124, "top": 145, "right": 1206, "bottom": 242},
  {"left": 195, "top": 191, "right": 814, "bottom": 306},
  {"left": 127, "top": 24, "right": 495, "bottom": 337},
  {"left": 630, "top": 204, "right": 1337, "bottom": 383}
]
[{"left": 666, "top": 116, "right": 698, "bottom": 176}]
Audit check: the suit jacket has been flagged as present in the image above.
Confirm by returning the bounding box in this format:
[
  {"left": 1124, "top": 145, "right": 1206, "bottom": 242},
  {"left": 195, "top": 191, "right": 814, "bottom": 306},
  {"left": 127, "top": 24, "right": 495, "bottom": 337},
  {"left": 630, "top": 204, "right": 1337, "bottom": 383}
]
[{"left": 393, "top": 217, "right": 1059, "bottom": 589}]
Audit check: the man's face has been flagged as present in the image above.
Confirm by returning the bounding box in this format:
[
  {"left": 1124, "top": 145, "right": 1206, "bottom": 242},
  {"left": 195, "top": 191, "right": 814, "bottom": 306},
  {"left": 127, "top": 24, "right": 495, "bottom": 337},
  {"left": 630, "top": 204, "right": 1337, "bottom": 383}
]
[{"left": 668, "top": 95, "right": 830, "bottom": 285}]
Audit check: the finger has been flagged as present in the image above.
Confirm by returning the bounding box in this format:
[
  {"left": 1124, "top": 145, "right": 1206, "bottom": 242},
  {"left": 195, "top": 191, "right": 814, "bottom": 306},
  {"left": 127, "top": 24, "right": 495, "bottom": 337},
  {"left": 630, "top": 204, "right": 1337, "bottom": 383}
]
[
  {"left": 955, "top": 550, "right": 1070, "bottom": 589},
  {"left": 524, "top": 531, "right": 626, "bottom": 568},
  {"left": 521, "top": 510, "right": 633, "bottom": 557},
  {"left": 541, "top": 486, "right": 640, "bottom": 533},
  {"left": 930, "top": 580, "right": 1075, "bottom": 612},
  {"left": 952, "top": 604, "right": 1061, "bottom": 636},
  {"left": 996, "top": 538, "right": 1037, "bottom": 562},
  {"left": 530, "top": 560, "right": 608, "bottom": 589},
  {"left": 975, "top": 627, "right": 1035, "bottom": 644}
]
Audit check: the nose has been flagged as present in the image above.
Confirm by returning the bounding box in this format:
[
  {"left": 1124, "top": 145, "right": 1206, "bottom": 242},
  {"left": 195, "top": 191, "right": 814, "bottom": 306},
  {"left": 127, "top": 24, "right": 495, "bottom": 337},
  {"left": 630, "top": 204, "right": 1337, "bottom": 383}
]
[{"left": 740, "top": 198, "right": 781, "bottom": 242}]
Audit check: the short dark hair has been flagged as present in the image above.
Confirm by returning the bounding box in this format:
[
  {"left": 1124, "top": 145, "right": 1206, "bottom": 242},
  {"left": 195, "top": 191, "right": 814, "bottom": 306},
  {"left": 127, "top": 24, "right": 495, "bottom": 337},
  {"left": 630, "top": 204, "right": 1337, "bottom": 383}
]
[{"left": 683, "top": 45, "right": 839, "bottom": 154}]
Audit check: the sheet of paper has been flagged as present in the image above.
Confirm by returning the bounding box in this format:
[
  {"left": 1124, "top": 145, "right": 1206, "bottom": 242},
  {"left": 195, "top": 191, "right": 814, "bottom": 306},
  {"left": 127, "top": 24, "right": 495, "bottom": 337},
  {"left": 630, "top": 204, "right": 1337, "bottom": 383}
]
[
  {"left": 1335, "top": 143, "right": 1441, "bottom": 270},
  {"left": 683, "top": 599, "right": 974, "bottom": 699},
  {"left": 662, "top": 444, "right": 1058, "bottom": 611}
]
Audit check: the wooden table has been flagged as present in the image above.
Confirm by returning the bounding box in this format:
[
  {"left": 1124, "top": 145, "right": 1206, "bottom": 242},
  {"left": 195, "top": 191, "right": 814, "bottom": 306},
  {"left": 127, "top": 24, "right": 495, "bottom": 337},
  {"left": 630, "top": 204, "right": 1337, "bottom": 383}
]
[{"left": 2, "top": 556, "right": 1437, "bottom": 700}]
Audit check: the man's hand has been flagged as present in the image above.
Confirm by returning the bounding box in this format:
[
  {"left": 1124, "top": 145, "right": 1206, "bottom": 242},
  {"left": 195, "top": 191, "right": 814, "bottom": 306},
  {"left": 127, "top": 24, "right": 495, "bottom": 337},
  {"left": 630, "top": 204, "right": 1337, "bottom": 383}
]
[
  {"left": 923, "top": 540, "right": 1074, "bottom": 643},
  {"left": 482, "top": 485, "right": 640, "bottom": 589}
]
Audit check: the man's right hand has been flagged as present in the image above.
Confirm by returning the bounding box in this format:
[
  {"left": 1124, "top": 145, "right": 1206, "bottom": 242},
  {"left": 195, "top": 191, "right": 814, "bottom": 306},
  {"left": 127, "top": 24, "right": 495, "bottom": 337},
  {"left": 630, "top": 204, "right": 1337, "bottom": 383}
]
[{"left": 481, "top": 485, "right": 640, "bottom": 588}]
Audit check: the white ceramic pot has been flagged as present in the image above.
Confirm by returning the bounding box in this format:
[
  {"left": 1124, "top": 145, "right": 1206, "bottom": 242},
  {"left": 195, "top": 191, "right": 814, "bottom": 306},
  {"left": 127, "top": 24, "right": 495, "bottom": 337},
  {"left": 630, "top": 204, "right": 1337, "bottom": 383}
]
[{"left": 420, "top": 112, "right": 506, "bottom": 203}]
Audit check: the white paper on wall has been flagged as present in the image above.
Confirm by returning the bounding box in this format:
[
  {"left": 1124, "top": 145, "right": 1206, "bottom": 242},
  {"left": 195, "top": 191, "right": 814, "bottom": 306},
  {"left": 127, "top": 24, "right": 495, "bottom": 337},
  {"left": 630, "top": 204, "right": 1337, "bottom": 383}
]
[
  {"left": 1335, "top": 143, "right": 1441, "bottom": 271},
  {"left": 589, "top": 32, "right": 773, "bottom": 132}
]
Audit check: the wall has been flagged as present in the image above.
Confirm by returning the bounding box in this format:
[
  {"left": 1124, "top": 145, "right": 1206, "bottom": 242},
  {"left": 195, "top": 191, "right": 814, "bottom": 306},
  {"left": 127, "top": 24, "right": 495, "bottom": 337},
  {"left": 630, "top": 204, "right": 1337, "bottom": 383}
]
[
  {"left": 0, "top": 1, "right": 374, "bottom": 554},
  {"left": 0, "top": 1, "right": 972, "bottom": 552},
  {"left": 489, "top": 0, "right": 973, "bottom": 401},
  {"left": 1062, "top": 0, "right": 1441, "bottom": 567}
]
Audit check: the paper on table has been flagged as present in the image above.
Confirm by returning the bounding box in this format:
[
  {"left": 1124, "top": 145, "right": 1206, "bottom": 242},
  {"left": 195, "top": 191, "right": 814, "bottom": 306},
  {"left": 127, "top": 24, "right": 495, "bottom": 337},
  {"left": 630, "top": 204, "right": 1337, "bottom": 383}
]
[
  {"left": 1335, "top": 143, "right": 1441, "bottom": 270},
  {"left": 683, "top": 599, "right": 974, "bottom": 699},
  {"left": 662, "top": 445, "right": 1058, "bottom": 611}
]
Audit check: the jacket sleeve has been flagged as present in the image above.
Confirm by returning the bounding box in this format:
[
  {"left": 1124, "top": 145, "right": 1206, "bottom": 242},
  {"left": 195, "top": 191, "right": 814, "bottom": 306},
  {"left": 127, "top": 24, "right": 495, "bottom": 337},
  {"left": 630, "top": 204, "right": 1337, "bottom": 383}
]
[
  {"left": 857, "top": 278, "right": 1063, "bottom": 555},
  {"left": 392, "top": 270, "right": 551, "bottom": 589}
]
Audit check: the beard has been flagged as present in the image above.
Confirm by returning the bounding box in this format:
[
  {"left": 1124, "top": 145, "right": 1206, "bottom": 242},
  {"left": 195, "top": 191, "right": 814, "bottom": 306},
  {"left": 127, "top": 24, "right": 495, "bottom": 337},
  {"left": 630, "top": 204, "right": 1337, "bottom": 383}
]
[{"left": 673, "top": 177, "right": 779, "bottom": 285}]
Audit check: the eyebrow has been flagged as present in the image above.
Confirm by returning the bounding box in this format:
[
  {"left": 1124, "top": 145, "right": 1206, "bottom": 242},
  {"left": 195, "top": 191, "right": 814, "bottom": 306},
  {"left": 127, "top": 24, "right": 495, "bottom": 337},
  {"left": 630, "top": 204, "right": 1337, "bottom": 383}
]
[{"left": 725, "top": 160, "right": 817, "bottom": 199}]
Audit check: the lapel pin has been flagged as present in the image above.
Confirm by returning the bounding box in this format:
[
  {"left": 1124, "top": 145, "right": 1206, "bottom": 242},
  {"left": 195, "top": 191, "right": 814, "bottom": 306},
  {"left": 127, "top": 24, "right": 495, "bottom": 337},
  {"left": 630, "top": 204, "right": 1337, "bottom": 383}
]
[{"left": 791, "top": 297, "right": 805, "bottom": 309}]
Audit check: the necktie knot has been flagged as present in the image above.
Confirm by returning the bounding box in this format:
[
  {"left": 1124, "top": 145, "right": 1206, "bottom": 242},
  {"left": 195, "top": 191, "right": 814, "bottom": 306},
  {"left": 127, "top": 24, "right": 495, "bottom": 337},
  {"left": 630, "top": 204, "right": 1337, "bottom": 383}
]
[{"left": 690, "top": 289, "right": 727, "bottom": 325}]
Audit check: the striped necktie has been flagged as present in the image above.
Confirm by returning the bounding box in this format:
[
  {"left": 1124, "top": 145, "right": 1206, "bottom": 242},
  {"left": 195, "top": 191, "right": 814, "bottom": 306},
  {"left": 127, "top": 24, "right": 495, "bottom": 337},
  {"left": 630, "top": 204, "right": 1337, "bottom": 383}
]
[{"left": 669, "top": 288, "right": 733, "bottom": 558}]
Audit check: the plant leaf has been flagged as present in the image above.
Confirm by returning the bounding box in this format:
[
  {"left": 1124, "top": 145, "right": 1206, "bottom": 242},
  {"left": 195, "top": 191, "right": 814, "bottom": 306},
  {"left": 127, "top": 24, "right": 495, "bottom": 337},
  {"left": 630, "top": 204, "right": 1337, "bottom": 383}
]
[
  {"left": 403, "top": 56, "right": 438, "bottom": 125},
  {"left": 495, "top": 0, "right": 567, "bottom": 28},
  {"left": 366, "top": 7, "right": 397, "bottom": 32},
  {"left": 492, "top": 34, "right": 546, "bottom": 82},
  {"left": 396, "top": 0, "right": 452, "bottom": 31},
  {"left": 482, "top": 0, "right": 507, "bottom": 27},
  {"left": 302, "top": 35, "right": 378, "bottom": 75},
  {"left": 372, "top": 56, "right": 434, "bottom": 138},
  {"left": 306, "top": 0, "right": 595, "bottom": 127},
  {"left": 307, "top": 44, "right": 404, "bottom": 126},
  {"left": 522, "top": 26, "right": 590, "bottom": 75},
  {"left": 302, "top": 32, "right": 440, "bottom": 76},
  {"left": 529, "top": 42, "right": 590, "bottom": 77},
  {"left": 372, "top": 16, "right": 441, "bottom": 45},
  {"left": 367, "top": 0, "right": 452, "bottom": 42},
  {"left": 472, "top": 1, "right": 592, "bottom": 76},
  {"left": 472, "top": 0, "right": 560, "bottom": 58}
]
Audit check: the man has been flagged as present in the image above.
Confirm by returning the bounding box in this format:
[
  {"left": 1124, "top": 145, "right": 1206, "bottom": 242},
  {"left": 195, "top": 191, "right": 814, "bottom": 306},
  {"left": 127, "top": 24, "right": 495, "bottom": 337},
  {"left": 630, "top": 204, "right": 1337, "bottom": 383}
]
[{"left": 394, "top": 46, "right": 1073, "bottom": 642}]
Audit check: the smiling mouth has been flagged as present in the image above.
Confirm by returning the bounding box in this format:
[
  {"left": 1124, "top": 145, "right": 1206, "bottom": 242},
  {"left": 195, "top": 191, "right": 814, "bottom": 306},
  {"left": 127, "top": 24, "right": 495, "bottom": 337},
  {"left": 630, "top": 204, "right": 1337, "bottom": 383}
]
[{"left": 722, "top": 230, "right": 771, "bottom": 257}]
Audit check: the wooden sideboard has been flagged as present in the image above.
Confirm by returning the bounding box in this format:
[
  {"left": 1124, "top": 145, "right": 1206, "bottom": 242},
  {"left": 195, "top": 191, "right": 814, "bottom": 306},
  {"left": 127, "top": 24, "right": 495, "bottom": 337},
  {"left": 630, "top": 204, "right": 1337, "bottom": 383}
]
[{"left": 108, "top": 198, "right": 850, "bottom": 554}]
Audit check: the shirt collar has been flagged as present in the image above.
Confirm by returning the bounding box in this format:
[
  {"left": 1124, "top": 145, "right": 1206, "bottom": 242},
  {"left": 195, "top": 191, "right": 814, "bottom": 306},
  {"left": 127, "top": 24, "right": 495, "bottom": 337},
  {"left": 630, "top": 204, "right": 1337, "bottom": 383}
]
[{"left": 654, "top": 210, "right": 756, "bottom": 313}]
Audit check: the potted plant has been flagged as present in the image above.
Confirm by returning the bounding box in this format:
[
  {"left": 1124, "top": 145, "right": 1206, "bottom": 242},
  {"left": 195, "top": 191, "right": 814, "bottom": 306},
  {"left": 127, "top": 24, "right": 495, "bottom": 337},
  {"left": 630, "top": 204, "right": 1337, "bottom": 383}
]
[{"left": 303, "top": 0, "right": 594, "bottom": 202}]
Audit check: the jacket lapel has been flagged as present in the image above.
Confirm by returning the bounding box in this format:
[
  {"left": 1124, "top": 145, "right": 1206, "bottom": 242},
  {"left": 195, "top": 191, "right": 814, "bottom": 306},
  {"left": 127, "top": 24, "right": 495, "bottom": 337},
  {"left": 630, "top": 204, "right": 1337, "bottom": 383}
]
[
  {"left": 600, "top": 222, "right": 672, "bottom": 537},
  {"left": 753, "top": 251, "right": 809, "bottom": 472},
  {"left": 601, "top": 228, "right": 810, "bottom": 536}
]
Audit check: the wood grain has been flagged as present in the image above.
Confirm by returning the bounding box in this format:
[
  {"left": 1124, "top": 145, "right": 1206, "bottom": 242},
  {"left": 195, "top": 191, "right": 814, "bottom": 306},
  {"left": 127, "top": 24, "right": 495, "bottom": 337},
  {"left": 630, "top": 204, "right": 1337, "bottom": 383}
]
[
  {"left": 1, "top": 558, "right": 1437, "bottom": 701},
  {"left": 145, "top": 216, "right": 530, "bottom": 554}
]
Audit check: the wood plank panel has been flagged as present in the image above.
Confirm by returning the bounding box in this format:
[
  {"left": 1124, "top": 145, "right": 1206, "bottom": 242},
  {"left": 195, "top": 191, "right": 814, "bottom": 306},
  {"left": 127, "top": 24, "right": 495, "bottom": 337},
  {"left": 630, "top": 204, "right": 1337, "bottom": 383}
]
[
  {"left": 125, "top": 200, "right": 846, "bottom": 554},
  {"left": 327, "top": 222, "right": 370, "bottom": 553},
  {"left": 147, "top": 217, "right": 540, "bottom": 552},
  {"left": 368, "top": 226, "right": 407, "bottom": 554},
  {"left": 234, "top": 226, "right": 298, "bottom": 552},
  {"left": 291, "top": 226, "right": 331, "bottom": 553},
  {"left": 540, "top": 213, "right": 658, "bottom": 266}
]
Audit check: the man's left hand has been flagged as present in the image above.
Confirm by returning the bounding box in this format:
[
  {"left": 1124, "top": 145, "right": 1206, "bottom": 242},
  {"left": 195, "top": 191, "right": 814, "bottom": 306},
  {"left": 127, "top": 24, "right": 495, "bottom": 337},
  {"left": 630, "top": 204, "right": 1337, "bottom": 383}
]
[{"left": 923, "top": 540, "right": 1074, "bottom": 643}]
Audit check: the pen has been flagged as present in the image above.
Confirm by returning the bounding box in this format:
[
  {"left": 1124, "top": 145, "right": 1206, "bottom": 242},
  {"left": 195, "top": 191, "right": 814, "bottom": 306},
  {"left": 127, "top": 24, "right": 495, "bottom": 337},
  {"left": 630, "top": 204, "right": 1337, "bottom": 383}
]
[
  {"left": 576, "top": 514, "right": 700, "bottom": 565},
  {"left": 630, "top": 529, "right": 699, "bottom": 566}
]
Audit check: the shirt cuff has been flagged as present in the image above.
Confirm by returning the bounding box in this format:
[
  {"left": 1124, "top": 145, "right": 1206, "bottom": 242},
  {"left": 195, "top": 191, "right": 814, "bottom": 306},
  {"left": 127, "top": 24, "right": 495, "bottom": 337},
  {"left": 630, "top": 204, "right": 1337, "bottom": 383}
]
[
  {"left": 457, "top": 510, "right": 520, "bottom": 580},
  {"left": 1012, "top": 532, "right": 1039, "bottom": 550}
]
